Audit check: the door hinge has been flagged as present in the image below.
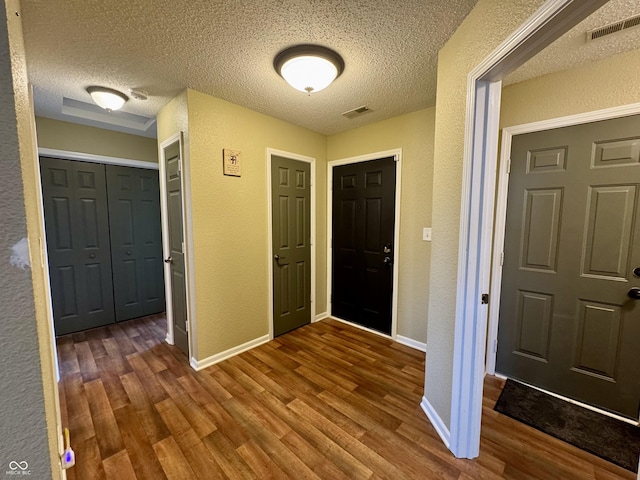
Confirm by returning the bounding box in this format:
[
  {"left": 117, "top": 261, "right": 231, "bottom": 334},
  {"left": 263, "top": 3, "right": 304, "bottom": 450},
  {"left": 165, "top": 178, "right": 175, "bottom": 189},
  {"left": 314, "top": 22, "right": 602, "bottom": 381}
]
[
  {"left": 481, "top": 293, "right": 489, "bottom": 305},
  {"left": 493, "top": 339, "right": 498, "bottom": 353},
  {"left": 506, "top": 158, "right": 511, "bottom": 174},
  {"left": 182, "top": 241, "right": 185, "bottom": 253},
  {"left": 500, "top": 251, "right": 504, "bottom": 266},
  {"left": 186, "top": 320, "right": 190, "bottom": 332},
  {"left": 178, "top": 159, "right": 182, "bottom": 176},
  {"left": 394, "top": 155, "right": 399, "bottom": 162}
]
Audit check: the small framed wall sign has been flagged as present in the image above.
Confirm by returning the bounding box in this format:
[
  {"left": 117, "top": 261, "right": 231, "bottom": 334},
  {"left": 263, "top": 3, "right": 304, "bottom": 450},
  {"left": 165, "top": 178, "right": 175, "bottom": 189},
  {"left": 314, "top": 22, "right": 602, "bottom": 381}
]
[{"left": 223, "top": 148, "right": 241, "bottom": 177}]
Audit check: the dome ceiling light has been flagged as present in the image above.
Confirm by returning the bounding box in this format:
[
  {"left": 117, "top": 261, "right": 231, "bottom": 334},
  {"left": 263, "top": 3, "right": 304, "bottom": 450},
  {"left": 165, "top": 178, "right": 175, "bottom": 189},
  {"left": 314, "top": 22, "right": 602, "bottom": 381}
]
[
  {"left": 274, "top": 45, "right": 344, "bottom": 95},
  {"left": 86, "top": 86, "right": 129, "bottom": 112}
]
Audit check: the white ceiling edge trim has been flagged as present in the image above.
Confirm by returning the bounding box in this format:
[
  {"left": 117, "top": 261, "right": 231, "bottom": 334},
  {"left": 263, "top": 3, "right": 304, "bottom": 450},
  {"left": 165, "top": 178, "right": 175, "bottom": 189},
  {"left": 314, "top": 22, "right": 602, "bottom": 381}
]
[{"left": 38, "top": 147, "right": 159, "bottom": 170}]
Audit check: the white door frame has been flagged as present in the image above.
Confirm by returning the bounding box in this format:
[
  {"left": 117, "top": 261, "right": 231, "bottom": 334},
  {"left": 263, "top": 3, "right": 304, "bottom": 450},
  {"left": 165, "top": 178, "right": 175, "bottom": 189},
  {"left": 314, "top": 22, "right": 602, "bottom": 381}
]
[
  {"left": 486, "top": 102, "right": 640, "bottom": 376},
  {"left": 266, "top": 148, "right": 317, "bottom": 339},
  {"left": 159, "top": 133, "right": 196, "bottom": 363},
  {"left": 327, "top": 148, "right": 402, "bottom": 339},
  {"left": 448, "top": 0, "right": 608, "bottom": 459}
]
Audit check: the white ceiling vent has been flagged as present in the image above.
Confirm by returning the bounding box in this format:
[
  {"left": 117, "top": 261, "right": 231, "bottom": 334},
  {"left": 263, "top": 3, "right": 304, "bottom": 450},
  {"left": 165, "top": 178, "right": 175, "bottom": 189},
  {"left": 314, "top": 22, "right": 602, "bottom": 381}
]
[
  {"left": 342, "top": 105, "right": 371, "bottom": 119},
  {"left": 586, "top": 14, "right": 640, "bottom": 42}
]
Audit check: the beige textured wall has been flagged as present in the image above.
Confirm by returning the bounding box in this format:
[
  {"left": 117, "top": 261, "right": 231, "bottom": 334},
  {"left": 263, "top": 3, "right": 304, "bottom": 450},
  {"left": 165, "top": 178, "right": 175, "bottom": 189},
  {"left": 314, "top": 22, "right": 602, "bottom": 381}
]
[
  {"left": 501, "top": 48, "right": 640, "bottom": 128},
  {"left": 327, "top": 108, "right": 435, "bottom": 342},
  {"left": 4, "top": 0, "right": 61, "bottom": 477},
  {"left": 159, "top": 89, "right": 327, "bottom": 360},
  {"left": 425, "top": 0, "right": 545, "bottom": 428},
  {"left": 35, "top": 116, "right": 158, "bottom": 163}
]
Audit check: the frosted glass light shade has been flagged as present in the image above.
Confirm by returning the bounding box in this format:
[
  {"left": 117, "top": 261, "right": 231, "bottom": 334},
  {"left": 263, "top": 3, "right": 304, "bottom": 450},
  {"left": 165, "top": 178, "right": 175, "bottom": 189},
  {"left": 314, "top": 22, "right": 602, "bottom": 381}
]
[
  {"left": 87, "top": 86, "right": 128, "bottom": 112},
  {"left": 275, "top": 45, "right": 344, "bottom": 94}
]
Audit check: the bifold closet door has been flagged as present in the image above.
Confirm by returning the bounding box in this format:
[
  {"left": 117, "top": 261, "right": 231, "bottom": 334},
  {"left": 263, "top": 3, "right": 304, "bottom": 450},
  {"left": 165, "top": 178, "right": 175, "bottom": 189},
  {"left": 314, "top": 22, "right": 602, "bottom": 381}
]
[
  {"left": 106, "top": 164, "right": 165, "bottom": 322},
  {"left": 40, "top": 157, "right": 115, "bottom": 335}
]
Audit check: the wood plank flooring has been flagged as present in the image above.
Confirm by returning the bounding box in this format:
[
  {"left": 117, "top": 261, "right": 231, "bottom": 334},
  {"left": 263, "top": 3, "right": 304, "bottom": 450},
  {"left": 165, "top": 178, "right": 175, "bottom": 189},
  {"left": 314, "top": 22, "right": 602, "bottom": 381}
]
[{"left": 57, "top": 315, "right": 635, "bottom": 479}]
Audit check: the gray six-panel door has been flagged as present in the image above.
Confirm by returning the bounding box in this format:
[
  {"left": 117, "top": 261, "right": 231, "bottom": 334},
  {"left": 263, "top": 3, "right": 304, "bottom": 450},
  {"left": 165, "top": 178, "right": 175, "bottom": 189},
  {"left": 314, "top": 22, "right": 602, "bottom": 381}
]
[
  {"left": 163, "top": 141, "right": 189, "bottom": 355},
  {"left": 496, "top": 115, "right": 640, "bottom": 419},
  {"left": 40, "top": 157, "right": 115, "bottom": 335},
  {"left": 106, "top": 165, "right": 165, "bottom": 322},
  {"left": 271, "top": 156, "right": 312, "bottom": 336}
]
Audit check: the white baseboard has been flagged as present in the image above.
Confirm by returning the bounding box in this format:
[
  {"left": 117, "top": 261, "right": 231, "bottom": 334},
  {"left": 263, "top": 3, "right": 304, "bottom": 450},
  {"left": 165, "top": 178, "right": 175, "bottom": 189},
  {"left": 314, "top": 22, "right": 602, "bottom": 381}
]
[
  {"left": 189, "top": 334, "right": 270, "bottom": 371},
  {"left": 420, "top": 396, "right": 451, "bottom": 449},
  {"left": 314, "top": 312, "right": 328, "bottom": 323},
  {"left": 396, "top": 335, "right": 426, "bottom": 352}
]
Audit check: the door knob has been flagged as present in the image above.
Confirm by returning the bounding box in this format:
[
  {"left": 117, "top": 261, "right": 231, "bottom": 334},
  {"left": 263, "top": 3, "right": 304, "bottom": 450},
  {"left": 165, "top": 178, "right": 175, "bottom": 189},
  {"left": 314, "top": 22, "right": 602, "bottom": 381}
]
[
  {"left": 274, "top": 254, "right": 285, "bottom": 262},
  {"left": 634, "top": 267, "right": 640, "bottom": 278},
  {"left": 628, "top": 287, "right": 640, "bottom": 300},
  {"left": 164, "top": 257, "right": 173, "bottom": 264},
  {"left": 126, "top": 250, "right": 132, "bottom": 256},
  {"left": 89, "top": 253, "right": 96, "bottom": 259},
  {"left": 384, "top": 256, "right": 392, "bottom": 265}
]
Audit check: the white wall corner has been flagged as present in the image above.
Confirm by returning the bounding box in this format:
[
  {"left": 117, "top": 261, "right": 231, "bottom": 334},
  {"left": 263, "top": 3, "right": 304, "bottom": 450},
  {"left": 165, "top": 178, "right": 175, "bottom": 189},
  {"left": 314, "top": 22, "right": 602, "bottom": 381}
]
[
  {"left": 396, "top": 335, "right": 426, "bottom": 352},
  {"left": 189, "top": 334, "right": 271, "bottom": 371},
  {"left": 314, "top": 312, "right": 329, "bottom": 323},
  {"left": 420, "top": 396, "right": 451, "bottom": 449}
]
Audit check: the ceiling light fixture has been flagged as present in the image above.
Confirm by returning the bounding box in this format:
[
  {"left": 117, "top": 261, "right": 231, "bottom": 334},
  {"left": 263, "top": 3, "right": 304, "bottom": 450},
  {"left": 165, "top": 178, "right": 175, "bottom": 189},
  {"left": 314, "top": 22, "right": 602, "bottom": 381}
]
[
  {"left": 274, "top": 45, "right": 344, "bottom": 94},
  {"left": 86, "top": 86, "right": 128, "bottom": 112}
]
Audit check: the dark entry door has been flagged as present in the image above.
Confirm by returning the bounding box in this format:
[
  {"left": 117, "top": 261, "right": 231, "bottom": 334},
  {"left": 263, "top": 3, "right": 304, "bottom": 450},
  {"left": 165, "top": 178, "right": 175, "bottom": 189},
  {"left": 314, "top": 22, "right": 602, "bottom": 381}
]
[
  {"left": 271, "top": 156, "right": 311, "bottom": 336},
  {"left": 40, "top": 157, "right": 115, "bottom": 335},
  {"left": 106, "top": 165, "right": 165, "bottom": 322},
  {"left": 163, "top": 140, "right": 189, "bottom": 355},
  {"left": 331, "top": 157, "right": 396, "bottom": 335},
  {"left": 496, "top": 114, "right": 640, "bottom": 419}
]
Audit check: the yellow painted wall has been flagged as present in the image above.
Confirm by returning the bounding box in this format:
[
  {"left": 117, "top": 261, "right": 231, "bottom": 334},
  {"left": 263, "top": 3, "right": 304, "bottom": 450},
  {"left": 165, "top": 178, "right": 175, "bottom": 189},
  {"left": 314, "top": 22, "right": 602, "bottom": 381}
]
[
  {"left": 501, "top": 48, "right": 640, "bottom": 128},
  {"left": 158, "top": 89, "right": 327, "bottom": 361},
  {"left": 35, "top": 116, "right": 158, "bottom": 163},
  {"left": 327, "top": 108, "right": 435, "bottom": 343},
  {"left": 6, "top": 0, "right": 61, "bottom": 477},
  {"left": 425, "top": 0, "right": 546, "bottom": 428}
]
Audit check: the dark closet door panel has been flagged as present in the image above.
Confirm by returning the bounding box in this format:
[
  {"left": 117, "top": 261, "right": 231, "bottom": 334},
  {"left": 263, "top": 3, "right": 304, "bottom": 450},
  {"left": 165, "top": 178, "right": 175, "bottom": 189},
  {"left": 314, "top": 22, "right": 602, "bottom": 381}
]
[
  {"left": 40, "top": 157, "right": 115, "bottom": 335},
  {"left": 106, "top": 165, "right": 165, "bottom": 322}
]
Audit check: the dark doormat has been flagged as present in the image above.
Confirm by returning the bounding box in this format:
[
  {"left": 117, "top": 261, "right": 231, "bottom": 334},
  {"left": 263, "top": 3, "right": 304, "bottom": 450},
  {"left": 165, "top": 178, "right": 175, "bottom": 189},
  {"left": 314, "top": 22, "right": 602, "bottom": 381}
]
[{"left": 494, "top": 379, "right": 640, "bottom": 472}]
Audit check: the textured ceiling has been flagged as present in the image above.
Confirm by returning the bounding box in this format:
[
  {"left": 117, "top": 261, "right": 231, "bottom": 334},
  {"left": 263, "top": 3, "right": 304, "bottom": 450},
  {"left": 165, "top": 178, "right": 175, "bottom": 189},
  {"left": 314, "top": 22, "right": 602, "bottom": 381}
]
[
  {"left": 507, "top": 0, "right": 640, "bottom": 85},
  {"left": 19, "top": 0, "right": 479, "bottom": 137},
  {"left": 19, "top": 0, "right": 640, "bottom": 139}
]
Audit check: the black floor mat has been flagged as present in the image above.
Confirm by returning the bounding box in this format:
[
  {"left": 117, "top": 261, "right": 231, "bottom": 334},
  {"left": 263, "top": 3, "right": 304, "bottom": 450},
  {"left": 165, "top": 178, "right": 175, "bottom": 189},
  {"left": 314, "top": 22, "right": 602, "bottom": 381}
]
[{"left": 494, "top": 379, "right": 640, "bottom": 472}]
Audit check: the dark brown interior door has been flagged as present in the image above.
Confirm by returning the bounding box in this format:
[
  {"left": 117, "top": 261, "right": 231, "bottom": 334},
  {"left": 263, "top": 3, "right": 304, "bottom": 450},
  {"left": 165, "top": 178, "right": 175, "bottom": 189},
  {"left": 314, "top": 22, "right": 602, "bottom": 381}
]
[{"left": 331, "top": 157, "right": 396, "bottom": 335}]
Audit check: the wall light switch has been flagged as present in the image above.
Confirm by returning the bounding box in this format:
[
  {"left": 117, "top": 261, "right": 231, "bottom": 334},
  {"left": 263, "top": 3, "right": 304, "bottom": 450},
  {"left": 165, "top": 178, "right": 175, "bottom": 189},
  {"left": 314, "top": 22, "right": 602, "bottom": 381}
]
[{"left": 423, "top": 227, "right": 432, "bottom": 242}]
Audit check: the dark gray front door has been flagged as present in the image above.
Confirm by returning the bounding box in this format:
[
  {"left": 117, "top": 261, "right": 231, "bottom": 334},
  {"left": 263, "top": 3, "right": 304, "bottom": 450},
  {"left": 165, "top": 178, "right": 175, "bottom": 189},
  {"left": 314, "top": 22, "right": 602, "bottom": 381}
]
[
  {"left": 163, "top": 141, "right": 189, "bottom": 355},
  {"left": 106, "top": 165, "right": 165, "bottom": 322},
  {"left": 496, "top": 114, "right": 640, "bottom": 419},
  {"left": 331, "top": 157, "right": 396, "bottom": 335},
  {"left": 271, "top": 156, "right": 311, "bottom": 336},
  {"left": 40, "top": 157, "right": 115, "bottom": 335}
]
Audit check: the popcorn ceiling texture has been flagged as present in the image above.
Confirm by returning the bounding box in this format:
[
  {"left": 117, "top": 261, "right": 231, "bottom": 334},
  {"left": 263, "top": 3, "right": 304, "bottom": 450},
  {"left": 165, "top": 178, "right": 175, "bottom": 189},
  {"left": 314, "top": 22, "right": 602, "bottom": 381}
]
[
  {"left": 20, "top": 0, "right": 478, "bottom": 136},
  {"left": 0, "top": 2, "right": 56, "bottom": 478},
  {"left": 506, "top": 0, "right": 640, "bottom": 86}
]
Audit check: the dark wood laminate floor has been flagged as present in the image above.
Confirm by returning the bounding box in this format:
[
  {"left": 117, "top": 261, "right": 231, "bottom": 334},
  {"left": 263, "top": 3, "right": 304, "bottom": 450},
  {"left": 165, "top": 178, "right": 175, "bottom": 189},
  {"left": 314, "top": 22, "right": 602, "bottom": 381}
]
[{"left": 57, "top": 315, "right": 635, "bottom": 479}]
